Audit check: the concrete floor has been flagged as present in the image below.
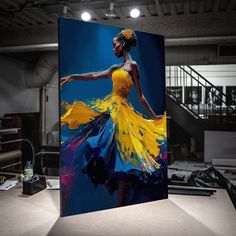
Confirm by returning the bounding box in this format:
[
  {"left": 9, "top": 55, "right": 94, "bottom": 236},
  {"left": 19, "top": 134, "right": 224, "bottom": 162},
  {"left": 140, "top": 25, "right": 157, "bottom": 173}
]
[{"left": 0, "top": 182, "right": 236, "bottom": 236}]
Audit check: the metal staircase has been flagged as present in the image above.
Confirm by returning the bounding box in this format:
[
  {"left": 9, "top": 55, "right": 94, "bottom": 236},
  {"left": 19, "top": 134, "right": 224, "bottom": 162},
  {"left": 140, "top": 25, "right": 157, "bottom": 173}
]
[{"left": 166, "top": 65, "right": 236, "bottom": 131}]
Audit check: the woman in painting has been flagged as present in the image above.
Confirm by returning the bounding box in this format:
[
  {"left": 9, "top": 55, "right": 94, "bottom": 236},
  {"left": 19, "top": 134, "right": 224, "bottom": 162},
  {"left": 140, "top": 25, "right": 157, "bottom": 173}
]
[{"left": 60, "top": 29, "right": 167, "bottom": 212}]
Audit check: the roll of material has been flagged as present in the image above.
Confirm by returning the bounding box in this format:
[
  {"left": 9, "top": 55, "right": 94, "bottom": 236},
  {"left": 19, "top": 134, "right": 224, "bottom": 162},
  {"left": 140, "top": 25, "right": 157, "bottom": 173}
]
[
  {"left": 0, "top": 128, "right": 19, "bottom": 135},
  {"left": 0, "top": 150, "right": 22, "bottom": 162}
]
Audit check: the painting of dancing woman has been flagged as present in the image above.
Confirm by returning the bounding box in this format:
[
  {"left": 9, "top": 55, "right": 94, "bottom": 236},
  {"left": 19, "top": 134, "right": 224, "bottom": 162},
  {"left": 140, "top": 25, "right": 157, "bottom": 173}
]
[{"left": 60, "top": 19, "right": 167, "bottom": 216}]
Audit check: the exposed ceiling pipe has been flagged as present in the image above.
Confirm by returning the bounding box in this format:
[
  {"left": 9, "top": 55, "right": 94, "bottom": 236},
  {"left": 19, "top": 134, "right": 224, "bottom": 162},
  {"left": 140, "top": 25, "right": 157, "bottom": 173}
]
[
  {"left": 25, "top": 51, "right": 58, "bottom": 88},
  {"left": 0, "top": 35, "right": 236, "bottom": 53},
  {"left": 0, "top": 43, "right": 58, "bottom": 53},
  {"left": 165, "top": 35, "right": 236, "bottom": 46}
]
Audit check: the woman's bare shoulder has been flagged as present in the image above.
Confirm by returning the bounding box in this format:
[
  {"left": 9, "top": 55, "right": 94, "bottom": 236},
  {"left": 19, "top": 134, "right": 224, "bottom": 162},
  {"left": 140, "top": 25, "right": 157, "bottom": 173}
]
[
  {"left": 109, "top": 64, "right": 121, "bottom": 72},
  {"left": 130, "top": 61, "right": 139, "bottom": 72},
  {"left": 130, "top": 60, "right": 137, "bottom": 66}
]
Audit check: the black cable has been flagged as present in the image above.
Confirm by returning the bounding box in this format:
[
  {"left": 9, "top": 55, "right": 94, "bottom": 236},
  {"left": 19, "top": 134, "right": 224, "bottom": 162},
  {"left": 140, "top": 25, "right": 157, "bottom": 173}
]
[
  {"left": 0, "top": 138, "right": 35, "bottom": 169},
  {"left": 0, "top": 0, "right": 31, "bottom": 16},
  {"left": 0, "top": 0, "right": 71, "bottom": 17}
]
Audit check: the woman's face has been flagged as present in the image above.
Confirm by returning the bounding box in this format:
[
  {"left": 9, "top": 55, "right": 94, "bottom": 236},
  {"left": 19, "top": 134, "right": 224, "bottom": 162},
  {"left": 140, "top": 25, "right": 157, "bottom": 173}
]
[{"left": 113, "top": 37, "right": 123, "bottom": 58}]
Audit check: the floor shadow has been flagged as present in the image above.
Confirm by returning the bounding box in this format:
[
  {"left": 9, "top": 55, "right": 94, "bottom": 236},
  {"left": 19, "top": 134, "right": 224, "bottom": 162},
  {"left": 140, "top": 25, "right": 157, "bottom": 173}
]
[{"left": 46, "top": 199, "right": 221, "bottom": 236}]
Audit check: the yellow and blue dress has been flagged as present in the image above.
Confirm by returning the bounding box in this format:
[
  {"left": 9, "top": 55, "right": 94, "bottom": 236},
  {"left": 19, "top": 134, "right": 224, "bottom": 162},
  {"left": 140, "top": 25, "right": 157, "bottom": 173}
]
[{"left": 61, "top": 69, "right": 167, "bottom": 205}]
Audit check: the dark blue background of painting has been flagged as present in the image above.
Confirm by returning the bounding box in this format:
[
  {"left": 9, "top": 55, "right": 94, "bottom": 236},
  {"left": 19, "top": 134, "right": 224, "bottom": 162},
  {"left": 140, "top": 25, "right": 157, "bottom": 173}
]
[
  {"left": 60, "top": 17, "right": 165, "bottom": 117},
  {"left": 59, "top": 17, "right": 166, "bottom": 216}
]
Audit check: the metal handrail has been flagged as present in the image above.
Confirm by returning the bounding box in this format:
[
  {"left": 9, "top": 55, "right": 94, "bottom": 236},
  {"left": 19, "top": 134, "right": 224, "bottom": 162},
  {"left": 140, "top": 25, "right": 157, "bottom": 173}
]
[
  {"left": 180, "top": 66, "right": 234, "bottom": 112},
  {"left": 167, "top": 91, "right": 200, "bottom": 119},
  {"left": 166, "top": 65, "right": 236, "bottom": 130},
  {"left": 186, "top": 65, "right": 236, "bottom": 107}
]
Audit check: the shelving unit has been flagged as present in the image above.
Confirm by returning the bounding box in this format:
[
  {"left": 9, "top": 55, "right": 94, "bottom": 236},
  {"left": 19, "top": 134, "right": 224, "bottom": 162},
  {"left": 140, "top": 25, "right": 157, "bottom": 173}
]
[{"left": 0, "top": 116, "right": 22, "bottom": 171}]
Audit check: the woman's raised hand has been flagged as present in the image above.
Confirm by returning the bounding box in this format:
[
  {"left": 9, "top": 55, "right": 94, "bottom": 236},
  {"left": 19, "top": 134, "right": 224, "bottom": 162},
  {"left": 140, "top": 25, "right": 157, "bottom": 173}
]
[
  {"left": 153, "top": 115, "right": 163, "bottom": 120},
  {"left": 60, "top": 76, "right": 71, "bottom": 87}
]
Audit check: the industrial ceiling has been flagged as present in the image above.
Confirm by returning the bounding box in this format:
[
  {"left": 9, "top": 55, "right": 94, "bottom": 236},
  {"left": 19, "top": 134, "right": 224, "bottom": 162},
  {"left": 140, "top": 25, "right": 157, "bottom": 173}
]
[
  {"left": 0, "top": 0, "right": 235, "bottom": 29},
  {"left": 0, "top": 0, "right": 235, "bottom": 64}
]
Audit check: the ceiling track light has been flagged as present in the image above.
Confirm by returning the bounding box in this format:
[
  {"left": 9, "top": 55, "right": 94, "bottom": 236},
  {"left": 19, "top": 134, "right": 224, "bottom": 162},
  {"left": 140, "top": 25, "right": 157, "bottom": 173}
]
[
  {"left": 105, "top": 1, "right": 118, "bottom": 18},
  {"left": 130, "top": 8, "right": 140, "bottom": 18}
]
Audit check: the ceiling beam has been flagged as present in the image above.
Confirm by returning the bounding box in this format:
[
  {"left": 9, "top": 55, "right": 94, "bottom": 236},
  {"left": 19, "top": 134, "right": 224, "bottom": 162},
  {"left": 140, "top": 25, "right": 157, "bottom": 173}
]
[
  {"left": 90, "top": 9, "right": 101, "bottom": 20},
  {"left": 198, "top": 0, "right": 205, "bottom": 14},
  {"left": 23, "top": 9, "right": 45, "bottom": 24},
  {"left": 0, "top": 11, "right": 236, "bottom": 46},
  {"left": 154, "top": 0, "right": 163, "bottom": 16},
  {"left": 2, "top": 0, "right": 18, "bottom": 8},
  {"left": 14, "top": 12, "right": 35, "bottom": 25},
  {"left": 169, "top": 2, "right": 176, "bottom": 16},
  {"left": 227, "top": 0, "right": 236, "bottom": 11},
  {"left": 0, "top": 14, "right": 29, "bottom": 27},
  {"left": 35, "top": 8, "right": 56, "bottom": 23},
  {"left": 115, "top": 7, "right": 125, "bottom": 19},
  {"left": 0, "top": 0, "right": 10, "bottom": 8},
  {"left": 0, "top": 17, "right": 15, "bottom": 27},
  {"left": 139, "top": 5, "right": 151, "bottom": 17},
  {"left": 184, "top": 0, "right": 190, "bottom": 15},
  {"left": 213, "top": 0, "right": 221, "bottom": 13}
]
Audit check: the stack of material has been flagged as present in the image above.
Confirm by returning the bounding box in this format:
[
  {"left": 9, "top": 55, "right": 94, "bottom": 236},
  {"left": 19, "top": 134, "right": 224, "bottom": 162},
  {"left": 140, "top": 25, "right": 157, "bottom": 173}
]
[
  {"left": 168, "top": 161, "right": 217, "bottom": 196},
  {"left": 168, "top": 160, "right": 207, "bottom": 185},
  {"left": 168, "top": 160, "right": 236, "bottom": 207},
  {"left": 211, "top": 159, "right": 236, "bottom": 208}
]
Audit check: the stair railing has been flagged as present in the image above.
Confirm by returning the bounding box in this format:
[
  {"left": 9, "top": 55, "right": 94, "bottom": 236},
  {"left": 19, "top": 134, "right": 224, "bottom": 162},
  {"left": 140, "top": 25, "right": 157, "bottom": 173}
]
[{"left": 166, "top": 65, "right": 236, "bottom": 130}]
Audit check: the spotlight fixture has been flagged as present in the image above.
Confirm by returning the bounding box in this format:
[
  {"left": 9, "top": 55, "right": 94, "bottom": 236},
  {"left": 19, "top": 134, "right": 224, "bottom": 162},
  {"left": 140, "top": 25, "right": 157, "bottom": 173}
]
[
  {"left": 81, "top": 11, "right": 91, "bottom": 21},
  {"left": 61, "top": 5, "right": 71, "bottom": 17},
  {"left": 63, "top": 5, "right": 68, "bottom": 16},
  {"left": 105, "top": 1, "right": 118, "bottom": 18},
  {"left": 130, "top": 8, "right": 140, "bottom": 18}
]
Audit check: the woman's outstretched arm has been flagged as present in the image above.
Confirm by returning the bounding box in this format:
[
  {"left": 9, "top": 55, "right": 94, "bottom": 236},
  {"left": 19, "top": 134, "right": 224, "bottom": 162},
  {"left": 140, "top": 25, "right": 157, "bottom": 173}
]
[
  {"left": 60, "top": 65, "right": 119, "bottom": 86},
  {"left": 132, "top": 63, "right": 161, "bottom": 119}
]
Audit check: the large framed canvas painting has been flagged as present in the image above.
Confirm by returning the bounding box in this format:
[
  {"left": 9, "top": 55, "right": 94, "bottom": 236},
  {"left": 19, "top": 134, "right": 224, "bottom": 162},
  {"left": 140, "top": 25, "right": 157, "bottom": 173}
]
[{"left": 59, "top": 17, "right": 167, "bottom": 216}]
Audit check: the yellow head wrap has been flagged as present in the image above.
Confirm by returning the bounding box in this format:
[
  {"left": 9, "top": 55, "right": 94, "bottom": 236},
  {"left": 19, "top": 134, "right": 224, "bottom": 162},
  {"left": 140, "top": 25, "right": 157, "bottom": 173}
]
[{"left": 121, "top": 29, "right": 133, "bottom": 40}]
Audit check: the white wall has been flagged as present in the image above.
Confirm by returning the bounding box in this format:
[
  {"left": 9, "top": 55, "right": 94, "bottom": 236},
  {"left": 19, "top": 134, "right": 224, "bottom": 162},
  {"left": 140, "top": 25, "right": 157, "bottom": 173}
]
[
  {"left": 204, "top": 131, "right": 236, "bottom": 162},
  {"left": 166, "top": 64, "right": 236, "bottom": 106},
  {"left": 192, "top": 64, "right": 236, "bottom": 89},
  {"left": 0, "top": 55, "right": 39, "bottom": 118},
  {"left": 166, "top": 64, "right": 236, "bottom": 87}
]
